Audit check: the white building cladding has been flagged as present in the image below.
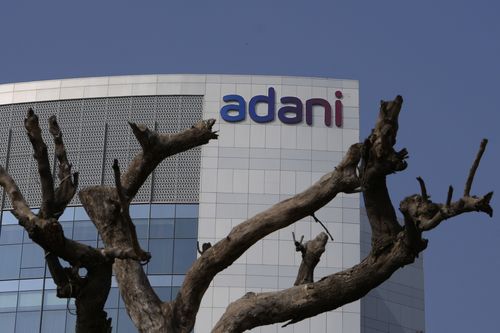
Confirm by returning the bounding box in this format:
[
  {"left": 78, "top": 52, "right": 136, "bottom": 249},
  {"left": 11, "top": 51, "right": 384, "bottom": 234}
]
[{"left": 0, "top": 74, "right": 424, "bottom": 333}]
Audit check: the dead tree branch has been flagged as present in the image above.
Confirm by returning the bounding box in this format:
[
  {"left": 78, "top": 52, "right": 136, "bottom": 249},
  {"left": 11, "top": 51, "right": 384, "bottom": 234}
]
[
  {"left": 79, "top": 119, "right": 218, "bottom": 332},
  {"left": 211, "top": 96, "right": 493, "bottom": 333},
  {"left": 293, "top": 232, "right": 329, "bottom": 286}
]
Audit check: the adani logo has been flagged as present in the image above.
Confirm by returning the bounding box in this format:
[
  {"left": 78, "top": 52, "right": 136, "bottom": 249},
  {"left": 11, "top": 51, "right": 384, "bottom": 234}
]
[{"left": 220, "top": 87, "right": 343, "bottom": 127}]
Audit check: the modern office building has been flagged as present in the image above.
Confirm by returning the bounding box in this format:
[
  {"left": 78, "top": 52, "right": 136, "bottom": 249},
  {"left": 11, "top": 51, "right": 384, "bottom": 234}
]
[{"left": 0, "top": 75, "right": 424, "bottom": 333}]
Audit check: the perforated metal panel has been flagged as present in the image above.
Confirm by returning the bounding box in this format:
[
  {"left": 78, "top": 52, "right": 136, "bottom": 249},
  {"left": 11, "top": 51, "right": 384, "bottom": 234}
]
[{"left": 0, "top": 96, "right": 203, "bottom": 208}]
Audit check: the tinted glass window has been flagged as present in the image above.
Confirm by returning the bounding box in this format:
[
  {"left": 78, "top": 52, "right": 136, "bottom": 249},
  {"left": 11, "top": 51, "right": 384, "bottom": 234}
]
[
  {"left": 105, "top": 287, "right": 119, "bottom": 309},
  {"left": 16, "top": 311, "right": 41, "bottom": 332},
  {"left": 1, "top": 211, "right": 18, "bottom": 225},
  {"left": 17, "top": 291, "right": 42, "bottom": 311},
  {"left": 0, "top": 292, "right": 18, "bottom": 312},
  {"left": 21, "top": 244, "right": 44, "bottom": 268},
  {"left": 20, "top": 268, "right": 45, "bottom": 279},
  {"left": 0, "top": 312, "right": 15, "bottom": 332},
  {"left": 153, "top": 287, "right": 172, "bottom": 302},
  {"left": 174, "top": 218, "right": 198, "bottom": 239},
  {"left": 173, "top": 239, "right": 197, "bottom": 274},
  {"left": 150, "top": 204, "right": 175, "bottom": 219},
  {"left": 74, "top": 207, "right": 90, "bottom": 221},
  {"left": 175, "top": 204, "right": 198, "bottom": 218},
  {"left": 43, "top": 290, "right": 67, "bottom": 310},
  {"left": 73, "top": 220, "right": 97, "bottom": 241},
  {"left": 130, "top": 205, "right": 149, "bottom": 219},
  {"left": 148, "top": 239, "right": 173, "bottom": 274},
  {"left": 58, "top": 207, "right": 74, "bottom": 221},
  {"left": 132, "top": 218, "right": 148, "bottom": 239},
  {"left": 149, "top": 219, "right": 174, "bottom": 239},
  {"left": 0, "top": 225, "right": 23, "bottom": 245},
  {"left": 41, "top": 310, "right": 66, "bottom": 333},
  {"left": 118, "top": 309, "right": 137, "bottom": 333},
  {"left": 0, "top": 245, "right": 21, "bottom": 279}
]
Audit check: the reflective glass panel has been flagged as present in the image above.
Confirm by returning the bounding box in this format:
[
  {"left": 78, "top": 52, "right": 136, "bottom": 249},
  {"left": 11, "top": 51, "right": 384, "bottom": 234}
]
[
  {"left": 148, "top": 239, "right": 173, "bottom": 274},
  {"left": 132, "top": 218, "right": 148, "bottom": 239},
  {"left": 130, "top": 205, "right": 149, "bottom": 219},
  {"left": 118, "top": 308, "right": 137, "bottom": 333},
  {"left": 0, "top": 244, "right": 21, "bottom": 280},
  {"left": 65, "top": 309, "right": 76, "bottom": 333},
  {"left": 149, "top": 218, "right": 174, "bottom": 238},
  {"left": 0, "top": 312, "right": 15, "bottom": 332},
  {"left": 150, "top": 204, "right": 175, "bottom": 219},
  {"left": 173, "top": 239, "right": 197, "bottom": 274},
  {"left": 74, "top": 207, "right": 90, "bottom": 220},
  {"left": 41, "top": 310, "right": 66, "bottom": 333},
  {"left": 15, "top": 311, "right": 41, "bottom": 333},
  {"left": 153, "top": 287, "right": 171, "bottom": 302},
  {"left": 73, "top": 220, "right": 97, "bottom": 241},
  {"left": 105, "top": 287, "right": 119, "bottom": 309},
  {"left": 0, "top": 292, "right": 17, "bottom": 312},
  {"left": 58, "top": 207, "right": 74, "bottom": 222},
  {"left": 1, "top": 211, "right": 18, "bottom": 225},
  {"left": 43, "top": 290, "right": 67, "bottom": 310},
  {"left": 174, "top": 218, "right": 198, "bottom": 239},
  {"left": 21, "top": 243, "right": 44, "bottom": 268},
  {"left": 20, "top": 267, "right": 45, "bottom": 279},
  {"left": 0, "top": 225, "right": 23, "bottom": 245},
  {"left": 17, "top": 291, "right": 42, "bottom": 311},
  {"left": 175, "top": 204, "right": 198, "bottom": 218}
]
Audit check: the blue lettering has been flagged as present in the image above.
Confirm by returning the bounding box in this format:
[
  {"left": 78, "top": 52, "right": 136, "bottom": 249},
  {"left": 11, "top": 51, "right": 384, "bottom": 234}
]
[
  {"left": 248, "top": 87, "right": 275, "bottom": 123},
  {"left": 220, "top": 95, "right": 246, "bottom": 122},
  {"left": 278, "top": 96, "right": 303, "bottom": 124}
]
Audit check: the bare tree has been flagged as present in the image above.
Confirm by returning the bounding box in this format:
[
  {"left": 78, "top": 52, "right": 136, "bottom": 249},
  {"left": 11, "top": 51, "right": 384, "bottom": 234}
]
[{"left": 0, "top": 96, "right": 493, "bottom": 333}]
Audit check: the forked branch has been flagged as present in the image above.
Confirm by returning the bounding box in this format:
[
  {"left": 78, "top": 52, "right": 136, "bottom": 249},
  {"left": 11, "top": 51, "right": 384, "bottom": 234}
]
[{"left": 400, "top": 139, "right": 493, "bottom": 233}]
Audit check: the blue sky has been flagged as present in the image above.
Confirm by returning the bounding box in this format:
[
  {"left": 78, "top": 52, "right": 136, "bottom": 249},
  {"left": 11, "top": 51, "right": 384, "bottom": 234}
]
[{"left": 1, "top": 1, "right": 499, "bottom": 331}]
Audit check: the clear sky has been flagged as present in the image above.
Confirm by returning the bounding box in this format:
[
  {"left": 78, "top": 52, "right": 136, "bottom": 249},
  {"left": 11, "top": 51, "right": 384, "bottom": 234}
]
[{"left": 1, "top": 1, "right": 499, "bottom": 332}]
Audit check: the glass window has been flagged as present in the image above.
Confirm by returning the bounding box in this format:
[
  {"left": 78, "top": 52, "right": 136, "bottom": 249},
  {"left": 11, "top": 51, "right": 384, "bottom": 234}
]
[
  {"left": 18, "top": 291, "right": 42, "bottom": 311},
  {"left": 21, "top": 243, "right": 44, "bottom": 268},
  {"left": 175, "top": 204, "right": 198, "bottom": 218},
  {"left": 0, "top": 244, "right": 21, "bottom": 280},
  {"left": 1, "top": 211, "right": 18, "bottom": 225},
  {"left": 0, "top": 280, "right": 18, "bottom": 292},
  {"left": 105, "top": 287, "right": 119, "bottom": 309},
  {"left": 173, "top": 239, "right": 197, "bottom": 274},
  {"left": 60, "top": 221, "right": 73, "bottom": 239},
  {"left": 0, "top": 292, "right": 18, "bottom": 312},
  {"left": 0, "top": 225, "right": 23, "bottom": 244},
  {"left": 156, "top": 287, "right": 172, "bottom": 301},
  {"left": 58, "top": 207, "right": 74, "bottom": 222},
  {"left": 65, "top": 310, "right": 76, "bottom": 333},
  {"left": 0, "top": 312, "right": 15, "bottom": 332},
  {"left": 41, "top": 310, "right": 66, "bottom": 333},
  {"left": 148, "top": 239, "right": 173, "bottom": 274},
  {"left": 174, "top": 218, "right": 198, "bottom": 239},
  {"left": 16, "top": 311, "right": 41, "bottom": 333},
  {"left": 73, "top": 220, "right": 97, "bottom": 241},
  {"left": 43, "top": 290, "right": 67, "bottom": 310},
  {"left": 132, "top": 218, "right": 148, "bottom": 239},
  {"left": 118, "top": 308, "right": 138, "bottom": 333},
  {"left": 103, "top": 308, "right": 118, "bottom": 333},
  {"left": 130, "top": 205, "right": 149, "bottom": 219},
  {"left": 171, "top": 287, "right": 180, "bottom": 300},
  {"left": 149, "top": 219, "right": 174, "bottom": 238},
  {"left": 150, "top": 204, "right": 175, "bottom": 219},
  {"left": 20, "top": 267, "right": 45, "bottom": 279},
  {"left": 74, "top": 207, "right": 90, "bottom": 221}
]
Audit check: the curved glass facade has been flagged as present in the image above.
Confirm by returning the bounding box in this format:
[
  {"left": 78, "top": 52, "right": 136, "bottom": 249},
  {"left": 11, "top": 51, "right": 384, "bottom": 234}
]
[{"left": 0, "top": 203, "right": 198, "bottom": 332}]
